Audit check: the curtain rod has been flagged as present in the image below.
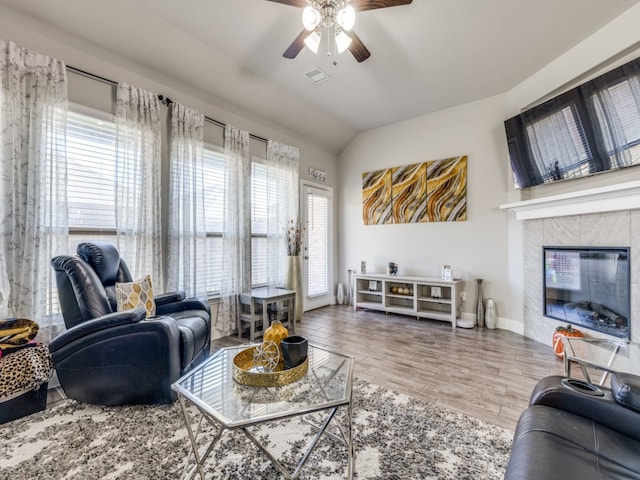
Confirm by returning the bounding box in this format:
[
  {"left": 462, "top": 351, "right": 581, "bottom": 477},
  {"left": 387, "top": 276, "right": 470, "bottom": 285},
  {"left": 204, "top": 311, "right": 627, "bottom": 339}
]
[{"left": 67, "top": 65, "right": 268, "bottom": 144}]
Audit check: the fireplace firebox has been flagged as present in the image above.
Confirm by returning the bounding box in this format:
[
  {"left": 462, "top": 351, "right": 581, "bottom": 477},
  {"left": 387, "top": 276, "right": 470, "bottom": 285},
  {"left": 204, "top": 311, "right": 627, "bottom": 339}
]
[{"left": 543, "top": 246, "right": 630, "bottom": 339}]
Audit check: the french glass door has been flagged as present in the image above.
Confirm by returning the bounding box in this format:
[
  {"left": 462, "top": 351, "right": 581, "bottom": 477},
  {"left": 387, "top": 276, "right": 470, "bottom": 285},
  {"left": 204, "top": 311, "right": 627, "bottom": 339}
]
[{"left": 301, "top": 181, "right": 333, "bottom": 310}]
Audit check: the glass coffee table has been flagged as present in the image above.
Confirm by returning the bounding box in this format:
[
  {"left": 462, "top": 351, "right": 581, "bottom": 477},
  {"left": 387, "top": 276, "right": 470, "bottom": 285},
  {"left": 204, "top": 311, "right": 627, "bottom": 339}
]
[
  {"left": 172, "top": 343, "right": 355, "bottom": 480},
  {"left": 563, "top": 337, "right": 640, "bottom": 386}
]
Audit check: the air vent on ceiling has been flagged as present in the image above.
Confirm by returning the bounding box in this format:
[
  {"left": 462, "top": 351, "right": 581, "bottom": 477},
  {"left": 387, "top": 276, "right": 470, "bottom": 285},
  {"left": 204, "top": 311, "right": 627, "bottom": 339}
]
[{"left": 303, "top": 67, "right": 330, "bottom": 84}]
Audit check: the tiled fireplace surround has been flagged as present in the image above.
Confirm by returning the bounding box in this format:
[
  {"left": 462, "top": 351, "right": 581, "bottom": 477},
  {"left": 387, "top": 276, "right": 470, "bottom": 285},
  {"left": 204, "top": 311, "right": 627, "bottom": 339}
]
[{"left": 521, "top": 206, "right": 640, "bottom": 346}]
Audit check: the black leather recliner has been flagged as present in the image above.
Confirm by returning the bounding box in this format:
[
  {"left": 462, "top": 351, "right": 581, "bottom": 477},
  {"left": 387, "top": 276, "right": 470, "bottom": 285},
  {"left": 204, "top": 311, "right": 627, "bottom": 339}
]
[
  {"left": 49, "top": 241, "right": 211, "bottom": 405},
  {"left": 505, "top": 375, "right": 640, "bottom": 479}
]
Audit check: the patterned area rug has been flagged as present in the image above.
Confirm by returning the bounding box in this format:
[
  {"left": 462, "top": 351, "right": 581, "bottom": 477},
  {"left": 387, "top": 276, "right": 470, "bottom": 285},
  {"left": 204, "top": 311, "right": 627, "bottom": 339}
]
[{"left": 0, "top": 380, "right": 512, "bottom": 479}]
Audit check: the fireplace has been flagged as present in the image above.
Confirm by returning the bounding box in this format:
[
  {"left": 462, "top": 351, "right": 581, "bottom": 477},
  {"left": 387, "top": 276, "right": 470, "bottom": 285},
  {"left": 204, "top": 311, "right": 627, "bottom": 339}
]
[{"left": 543, "top": 246, "right": 631, "bottom": 339}]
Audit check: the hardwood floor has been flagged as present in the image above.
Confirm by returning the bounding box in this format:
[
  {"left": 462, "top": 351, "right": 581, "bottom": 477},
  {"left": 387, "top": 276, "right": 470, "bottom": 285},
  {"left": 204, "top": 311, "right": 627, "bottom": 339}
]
[{"left": 215, "top": 305, "right": 566, "bottom": 431}]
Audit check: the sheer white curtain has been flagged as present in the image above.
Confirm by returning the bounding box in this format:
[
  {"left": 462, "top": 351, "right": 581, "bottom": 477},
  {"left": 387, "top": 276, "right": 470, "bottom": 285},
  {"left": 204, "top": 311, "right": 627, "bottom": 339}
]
[
  {"left": 265, "top": 140, "right": 300, "bottom": 288},
  {"left": 0, "top": 40, "right": 68, "bottom": 341},
  {"left": 217, "top": 125, "right": 250, "bottom": 331},
  {"left": 115, "top": 83, "right": 163, "bottom": 287},
  {"left": 167, "top": 103, "right": 207, "bottom": 297}
]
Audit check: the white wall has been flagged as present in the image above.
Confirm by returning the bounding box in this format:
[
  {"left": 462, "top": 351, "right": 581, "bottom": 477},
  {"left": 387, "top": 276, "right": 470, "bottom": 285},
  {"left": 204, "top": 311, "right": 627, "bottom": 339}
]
[
  {"left": 338, "top": 94, "right": 515, "bottom": 326},
  {"left": 338, "top": 4, "right": 640, "bottom": 338}
]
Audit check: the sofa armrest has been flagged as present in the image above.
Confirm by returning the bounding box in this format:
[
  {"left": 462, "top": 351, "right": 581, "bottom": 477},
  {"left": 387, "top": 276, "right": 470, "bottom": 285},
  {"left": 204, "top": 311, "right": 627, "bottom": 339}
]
[
  {"left": 530, "top": 375, "right": 640, "bottom": 442},
  {"left": 49, "top": 308, "right": 146, "bottom": 353},
  {"left": 155, "top": 296, "right": 211, "bottom": 317},
  {"left": 50, "top": 315, "right": 182, "bottom": 405},
  {"left": 154, "top": 291, "right": 185, "bottom": 307}
]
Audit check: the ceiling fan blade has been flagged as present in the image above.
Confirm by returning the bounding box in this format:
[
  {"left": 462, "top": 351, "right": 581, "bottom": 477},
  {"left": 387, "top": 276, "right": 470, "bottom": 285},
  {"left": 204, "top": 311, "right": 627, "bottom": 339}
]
[
  {"left": 283, "top": 30, "right": 308, "bottom": 59},
  {"left": 352, "top": 0, "right": 412, "bottom": 12},
  {"left": 265, "top": 0, "right": 307, "bottom": 7},
  {"left": 347, "top": 31, "right": 371, "bottom": 63}
]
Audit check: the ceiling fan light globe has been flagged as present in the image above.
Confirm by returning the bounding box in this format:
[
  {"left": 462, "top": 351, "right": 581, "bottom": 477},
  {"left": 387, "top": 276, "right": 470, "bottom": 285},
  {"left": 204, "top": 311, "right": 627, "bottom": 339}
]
[
  {"left": 335, "top": 31, "right": 352, "bottom": 53},
  {"left": 302, "top": 6, "right": 321, "bottom": 31},
  {"left": 304, "top": 30, "right": 322, "bottom": 53},
  {"left": 336, "top": 5, "right": 356, "bottom": 31}
]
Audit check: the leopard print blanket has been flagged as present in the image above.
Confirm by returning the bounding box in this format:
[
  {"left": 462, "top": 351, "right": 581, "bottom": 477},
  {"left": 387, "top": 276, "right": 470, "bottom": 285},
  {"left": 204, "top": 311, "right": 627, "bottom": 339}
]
[{"left": 0, "top": 345, "right": 53, "bottom": 400}]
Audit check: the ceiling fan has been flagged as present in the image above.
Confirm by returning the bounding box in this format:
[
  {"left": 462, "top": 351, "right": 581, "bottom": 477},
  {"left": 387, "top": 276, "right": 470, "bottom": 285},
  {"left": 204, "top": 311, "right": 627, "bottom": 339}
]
[{"left": 267, "top": 0, "right": 413, "bottom": 63}]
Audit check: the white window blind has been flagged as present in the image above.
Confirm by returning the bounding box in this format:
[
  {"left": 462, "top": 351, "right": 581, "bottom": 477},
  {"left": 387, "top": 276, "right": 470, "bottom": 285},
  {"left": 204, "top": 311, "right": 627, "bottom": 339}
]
[
  {"left": 67, "top": 108, "right": 117, "bottom": 230},
  {"left": 66, "top": 106, "right": 118, "bottom": 252},
  {"left": 251, "top": 161, "right": 269, "bottom": 287},
  {"left": 306, "top": 187, "right": 330, "bottom": 297},
  {"left": 203, "top": 146, "right": 226, "bottom": 294}
]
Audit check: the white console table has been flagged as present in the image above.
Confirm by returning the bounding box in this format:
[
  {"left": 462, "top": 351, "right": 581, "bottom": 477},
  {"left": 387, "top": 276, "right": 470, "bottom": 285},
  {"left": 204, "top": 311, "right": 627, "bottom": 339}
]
[{"left": 354, "top": 273, "right": 461, "bottom": 329}]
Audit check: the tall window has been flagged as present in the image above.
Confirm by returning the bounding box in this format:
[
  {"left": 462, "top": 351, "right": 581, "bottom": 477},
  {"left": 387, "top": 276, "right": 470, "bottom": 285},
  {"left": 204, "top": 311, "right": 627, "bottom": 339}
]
[
  {"left": 305, "top": 185, "right": 331, "bottom": 298},
  {"left": 251, "top": 161, "right": 269, "bottom": 287},
  {"left": 65, "top": 108, "right": 296, "bottom": 296},
  {"left": 203, "top": 146, "right": 226, "bottom": 294},
  {"left": 66, "top": 106, "right": 118, "bottom": 252}
]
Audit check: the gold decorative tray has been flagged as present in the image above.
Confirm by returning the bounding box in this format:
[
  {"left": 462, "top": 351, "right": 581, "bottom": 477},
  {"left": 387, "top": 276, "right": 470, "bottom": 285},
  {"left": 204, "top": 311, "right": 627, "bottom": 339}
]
[{"left": 232, "top": 346, "right": 308, "bottom": 388}]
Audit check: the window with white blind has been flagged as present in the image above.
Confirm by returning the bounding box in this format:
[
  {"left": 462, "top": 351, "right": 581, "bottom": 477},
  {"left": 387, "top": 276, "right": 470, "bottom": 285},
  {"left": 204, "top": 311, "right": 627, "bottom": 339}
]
[
  {"left": 304, "top": 185, "right": 331, "bottom": 299},
  {"left": 66, "top": 105, "right": 118, "bottom": 252},
  {"left": 251, "top": 161, "right": 269, "bottom": 287},
  {"left": 203, "top": 146, "right": 226, "bottom": 295},
  {"left": 65, "top": 106, "right": 303, "bottom": 298}
]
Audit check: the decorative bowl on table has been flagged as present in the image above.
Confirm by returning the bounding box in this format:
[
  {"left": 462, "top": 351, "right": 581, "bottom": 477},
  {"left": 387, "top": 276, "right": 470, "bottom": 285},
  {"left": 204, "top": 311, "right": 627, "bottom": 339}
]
[{"left": 232, "top": 343, "right": 308, "bottom": 388}]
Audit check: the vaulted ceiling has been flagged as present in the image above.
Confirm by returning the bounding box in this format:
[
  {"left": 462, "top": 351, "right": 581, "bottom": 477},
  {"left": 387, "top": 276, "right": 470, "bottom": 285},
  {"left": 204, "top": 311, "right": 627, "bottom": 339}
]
[{"left": 1, "top": 0, "right": 639, "bottom": 154}]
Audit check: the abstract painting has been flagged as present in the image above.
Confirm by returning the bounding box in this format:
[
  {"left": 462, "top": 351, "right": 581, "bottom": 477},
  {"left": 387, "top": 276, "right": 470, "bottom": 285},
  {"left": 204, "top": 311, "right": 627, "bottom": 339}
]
[
  {"left": 362, "top": 168, "right": 393, "bottom": 225},
  {"left": 426, "top": 155, "right": 467, "bottom": 222},
  {"left": 362, "top": 155, "right": 467, "bottom": 225},
  {"left": 391, "top": 163, "right": 427, "bottom": 223}
]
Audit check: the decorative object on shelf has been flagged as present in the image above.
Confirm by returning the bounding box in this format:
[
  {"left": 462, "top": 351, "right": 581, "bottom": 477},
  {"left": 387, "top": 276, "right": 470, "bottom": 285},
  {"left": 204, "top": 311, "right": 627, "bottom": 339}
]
[
  {"left": 362, "top": 155, "right": 467, "bottom": 225},
  {"left": 360, "top": 261, "right": 366, "bottom": 274},
  {"left": 552, "top": 324, "right": 584, "bottom": 358},
  {"left": 368, "top": 280, "right": 377, "bottom": 291},
  {"left": 387, "top": 262, "right": 398, "bottom": 275},
  {"left": 475, "top": 278, "right": 485, "bottom": 328},
  {"left": 232, "top": 345, "right": 308, "bottom": 387},
  {"left": 347, "top": 269, "right": 354, "bottom": 306},
  {"left": 431, "top": 286, "right": 442, "bottom": 299},
  {"left": 252, "top": 341, "right": 280, "bottom": 373},
  {"left": 308, "top": 167, "right": 327, "bottom": 182},
  {"left": 280, "top": 336, "right": 308, "bottom": 369},
  {"left": 441, "top": 265, "right": 452, "bottom": 281},
  {"left": 337, "top": 283, "right": 345, "bottom": 304},
  {"left": 485, "top": 298, "right": 497, "bottom": 329},
  {"left": 264, "top": 320, "right": 289, "bottom": 351}
]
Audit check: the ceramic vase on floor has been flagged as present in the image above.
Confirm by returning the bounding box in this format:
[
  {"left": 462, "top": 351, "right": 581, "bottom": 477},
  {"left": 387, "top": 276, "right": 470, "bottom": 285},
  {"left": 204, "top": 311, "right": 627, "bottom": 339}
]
[
  {"left": 347, "top": 269, "right": 354, "bottom": 306},
  {"left": 337, "top": 283, "right": 345, "bottom": 305},
  {"left": 286, "top": 255, "right": 303, "bottom": 321},
  {"left": 475, "top": 278, "right": 485, "bottom": 328},
  {"left": 485, "top": 298, "right": 497, "bottom": 329}
]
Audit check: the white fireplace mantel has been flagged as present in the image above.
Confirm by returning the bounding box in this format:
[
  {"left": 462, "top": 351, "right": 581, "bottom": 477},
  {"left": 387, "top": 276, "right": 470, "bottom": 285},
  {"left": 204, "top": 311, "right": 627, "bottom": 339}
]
[{"left": 499, "top": 180, "right": 640, "bottom": 220}]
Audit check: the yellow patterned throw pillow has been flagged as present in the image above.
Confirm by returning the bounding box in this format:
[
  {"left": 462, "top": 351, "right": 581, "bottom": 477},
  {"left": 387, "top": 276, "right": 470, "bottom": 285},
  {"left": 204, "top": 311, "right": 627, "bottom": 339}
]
[{"left": 115, "top": 275, "right": 156, "bottom": 318}]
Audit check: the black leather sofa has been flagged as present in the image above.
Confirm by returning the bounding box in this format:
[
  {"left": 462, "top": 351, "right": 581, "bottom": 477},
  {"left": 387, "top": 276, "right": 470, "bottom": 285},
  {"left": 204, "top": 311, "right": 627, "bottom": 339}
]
[
  {"left": 49, "top": 242, "right": 211, "bottom": 406},
  {"left": 505, "top": 374, "right": 640, "bottom": 479}
]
